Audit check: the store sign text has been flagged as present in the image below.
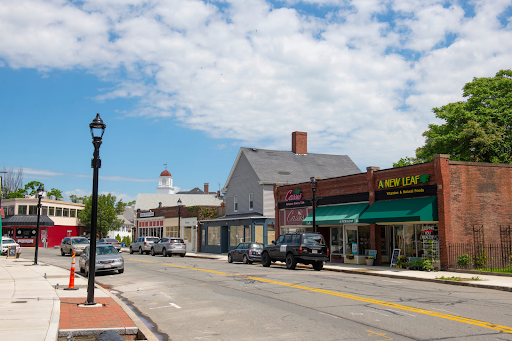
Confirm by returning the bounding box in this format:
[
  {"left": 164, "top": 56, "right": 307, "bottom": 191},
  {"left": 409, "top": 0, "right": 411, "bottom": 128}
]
[
  {"left": 285, "top": 208, "right": 307, "bottom": 226},
  {"left": 140, "top": 212, "right": 155, "bottom": 217},
  {"left": 285, "top": 189, "right": 303, "bottom": 201},
  {"left": 378, "top": 174, "right": 430, "bottom": 189}
]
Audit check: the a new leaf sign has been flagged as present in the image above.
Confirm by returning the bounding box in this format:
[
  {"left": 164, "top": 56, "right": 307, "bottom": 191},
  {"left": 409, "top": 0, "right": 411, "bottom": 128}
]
[{"left": 377, "top": 174, "right": 430, "bottom": 189}]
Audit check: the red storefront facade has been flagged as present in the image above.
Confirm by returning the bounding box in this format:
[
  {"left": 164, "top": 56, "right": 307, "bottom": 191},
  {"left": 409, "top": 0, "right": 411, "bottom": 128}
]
[{"left": 275, "top": 155, "right": 512, "bottom": 269}]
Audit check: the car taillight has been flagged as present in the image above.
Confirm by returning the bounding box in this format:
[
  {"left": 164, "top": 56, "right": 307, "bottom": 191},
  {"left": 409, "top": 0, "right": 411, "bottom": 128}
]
[
  {"left": 327, "top": 247, "right": 329, "bottom": 256},
  {"left": 144, "top": 242, "right": 147, "bottom": 245},
  {"left": 299, "top": 246, "right": 303, "bottom": 254}
]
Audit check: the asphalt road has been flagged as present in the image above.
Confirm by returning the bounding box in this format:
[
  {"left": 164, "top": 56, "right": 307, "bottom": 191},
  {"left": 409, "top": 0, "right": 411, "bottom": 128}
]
[{"left": 37, "top": 248, "right": 512, "bottom": 341}]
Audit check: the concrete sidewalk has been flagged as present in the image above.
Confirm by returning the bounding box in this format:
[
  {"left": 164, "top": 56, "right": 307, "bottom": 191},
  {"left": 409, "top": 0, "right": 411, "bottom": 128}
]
[
  {"left": 182, "top": 251, "right": 512, "bottom": 292},
  {"left": 0, "top": 256, "right": 158, "bottom": 341}
]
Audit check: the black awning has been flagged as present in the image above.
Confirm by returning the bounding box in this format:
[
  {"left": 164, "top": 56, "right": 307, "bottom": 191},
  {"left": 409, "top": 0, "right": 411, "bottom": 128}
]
[{"left": 2, "top": 215, "right": 55, "bottom": 226}]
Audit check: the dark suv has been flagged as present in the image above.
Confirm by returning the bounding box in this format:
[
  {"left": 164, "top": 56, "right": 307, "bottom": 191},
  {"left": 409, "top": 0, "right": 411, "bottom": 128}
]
[{"left": 261, "top": 233, "right": 328, "bottom": 270}]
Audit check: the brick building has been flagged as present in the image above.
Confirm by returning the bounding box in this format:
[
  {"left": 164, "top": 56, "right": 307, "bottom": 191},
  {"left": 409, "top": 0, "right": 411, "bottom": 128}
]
[{"left": 275, "top": 154, "right": 512, "bottom": 269}]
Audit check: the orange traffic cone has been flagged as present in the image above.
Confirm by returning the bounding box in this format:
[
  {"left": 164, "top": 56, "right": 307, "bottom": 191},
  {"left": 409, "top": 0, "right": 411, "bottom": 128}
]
[{"left": 64, "top": 252, "right": 79, "bottom": 291}]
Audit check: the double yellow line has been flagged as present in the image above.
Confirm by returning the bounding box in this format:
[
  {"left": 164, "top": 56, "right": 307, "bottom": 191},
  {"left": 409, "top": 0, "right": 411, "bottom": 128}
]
[{"left": 129, "top": 258, "right": 512, "bottom": 334}]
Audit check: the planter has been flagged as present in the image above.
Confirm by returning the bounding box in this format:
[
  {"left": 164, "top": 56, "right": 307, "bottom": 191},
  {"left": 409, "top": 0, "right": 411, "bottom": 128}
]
[{"left": 366, "top": 259, "right": 374, "bottom": 266}]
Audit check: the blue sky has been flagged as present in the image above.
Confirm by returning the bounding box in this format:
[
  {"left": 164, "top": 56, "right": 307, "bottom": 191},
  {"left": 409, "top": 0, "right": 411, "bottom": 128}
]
[{"left": 2, "top": 0, "right": 512, "bottom": 203}]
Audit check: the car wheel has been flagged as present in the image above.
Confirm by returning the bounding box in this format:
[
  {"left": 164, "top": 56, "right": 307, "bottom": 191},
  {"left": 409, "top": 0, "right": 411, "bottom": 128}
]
[
  {"left": 162, "top": 248, "right": 167, "bottom": 257},
  {"left": 139, "top": 247, "right": 143, "bottom": 254},
  {"left": 261, "top": 252, "right": 271, "bottom": 267},
  {"left": 248, "top": 260, "right": 253, "bottom": 264},
  {"left": 129, "top": 247, "right": 134, "bottom": 254},
  {"left": 313, "top": 261, "right": 324, "bottom": 271},
  {"left": 180, "top": 253, "right": 185, "bottom": 257},
  {"left": 151, "top": 248, "right": 155, "bottom": 256},
  {"left": 61, "top": 249, "right": 65, "bottom": 256},
  {"left": 80, "top": 266, "right": 84, "bottom": 273},
  {"left": 118, "top": 269, "right": 124, "bottom": 274},
  {"left": 286, "top": 253, "right": 297, "bottom": 270},
  {"left": 243, "top": 255, "right": 249, "bottom": 264},
  {"left": 228, "top": 254, "right": 233, "bottom": 263}
]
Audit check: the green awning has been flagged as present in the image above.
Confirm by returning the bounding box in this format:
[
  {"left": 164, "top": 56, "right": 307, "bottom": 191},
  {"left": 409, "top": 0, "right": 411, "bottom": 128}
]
[
  {"left": 302, "top": 203, "right": 369, "bottom": 225},
  {"left": 358, "top": 196, "right": 438, "bottom": 223}
]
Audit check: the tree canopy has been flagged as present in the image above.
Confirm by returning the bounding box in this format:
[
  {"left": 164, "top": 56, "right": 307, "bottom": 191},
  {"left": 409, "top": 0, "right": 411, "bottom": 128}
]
[
  {"left": 78, "top": 193, "right": 124, "bottom": 239},
  {"left": 394, "top": 69, "right": 512, "bottom": 167},
  {"left": 4, "top": 179, "right": 63, "bottom": 199}
]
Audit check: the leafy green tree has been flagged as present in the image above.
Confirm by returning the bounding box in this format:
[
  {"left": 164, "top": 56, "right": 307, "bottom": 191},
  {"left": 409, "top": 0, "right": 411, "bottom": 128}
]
[
  {"left": 24, "top": 181, "right": 44, "bottom": 195},
  {"left": 6, "top": 188, "right": 25, "bottom": 199},
  {"left": 393, "top": 157, "right": 423, "bottom": 168},
  {"left": 47, "top": 188, "right": 63, "bottom": 199},
  {"left": 116, "top": 200, "right": 125, "bottom": 214},
  {"left": 78, "top": 193, "right": 124, "bottom": 239},
  {"left": 395, "top": 70, "right": 512, "bottom": 167}
]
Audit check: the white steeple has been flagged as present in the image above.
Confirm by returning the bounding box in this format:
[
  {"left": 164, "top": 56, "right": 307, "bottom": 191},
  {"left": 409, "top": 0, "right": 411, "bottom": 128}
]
[{"left": 156, "top": 164, "right": 175, "bottom": 194}]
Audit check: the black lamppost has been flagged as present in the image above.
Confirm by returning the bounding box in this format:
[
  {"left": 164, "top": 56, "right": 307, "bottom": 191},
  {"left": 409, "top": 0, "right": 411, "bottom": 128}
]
[
  {"left": 33, "top": 184, "right": 44, "bottom": 265},
  {"left": 310, "top": 177, "right": 317, "bottom": 233},
  {"left": 85, "top": 113, "right": 106, "bottom": 306},
  {"left": 177, "top": 198, "right": 182, "bottom": 238}
]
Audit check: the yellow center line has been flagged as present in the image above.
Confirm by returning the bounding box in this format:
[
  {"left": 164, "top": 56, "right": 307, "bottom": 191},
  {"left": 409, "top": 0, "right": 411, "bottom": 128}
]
[{"left": 127, "top": 258, "right": 512, "bottom": 334}]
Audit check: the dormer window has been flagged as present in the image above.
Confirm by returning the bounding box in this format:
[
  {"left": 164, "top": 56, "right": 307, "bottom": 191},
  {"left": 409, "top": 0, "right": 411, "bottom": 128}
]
[{"left": 234, "top": 195, "right": 238, "bottom": 212}]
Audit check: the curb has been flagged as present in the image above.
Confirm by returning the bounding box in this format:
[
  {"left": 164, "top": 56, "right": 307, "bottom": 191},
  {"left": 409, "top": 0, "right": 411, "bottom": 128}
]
[
  {"left": 95, "top": 283, "right": 160, "bottom": 341},
  {"left": 45, "top": 297, "right": 60, "bottom": 341}
]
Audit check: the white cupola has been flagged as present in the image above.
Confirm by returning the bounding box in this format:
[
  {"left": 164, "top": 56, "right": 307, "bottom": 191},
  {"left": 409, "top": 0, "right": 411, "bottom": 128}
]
[{"left": 156, "top": 166, "right": 175, "bottom": 194}]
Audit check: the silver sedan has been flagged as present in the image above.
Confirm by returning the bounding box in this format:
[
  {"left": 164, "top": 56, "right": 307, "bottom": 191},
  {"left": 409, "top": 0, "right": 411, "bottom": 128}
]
[
  {"left": 79, "top": 245, "right": 124, "bottom": 275},
  {"left": 151, "top": 237, "right": 186, "bottom": 257}
]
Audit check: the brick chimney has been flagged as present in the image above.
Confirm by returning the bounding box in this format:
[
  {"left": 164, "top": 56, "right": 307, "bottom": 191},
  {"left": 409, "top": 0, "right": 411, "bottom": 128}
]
[
  {"left": 292, "top": 131, "right": 307, "bottom": 154},
  {"left": 204, "top": 183, "right": 209, "bottom": 194}
]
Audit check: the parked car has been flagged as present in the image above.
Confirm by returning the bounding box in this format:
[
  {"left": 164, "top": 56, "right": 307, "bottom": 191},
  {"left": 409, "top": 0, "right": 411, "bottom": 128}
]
[
  {"left": 151, "top": 237, "right": 186, "bottom": 257},
  {"left": 79, "top": 245, "right": 124, "bottom": 275},
  {"left": 130, "top": 236, "right": 160, "bottom": 255},
  {"left": 1, "top": 237, "right": 19, "bottom": 255},
  {"left": 228, "top": 242, "right": 264, "bottom": 264},
  {"left": 261, "top": 233, "right": 329, "bottom": 270},
  {"left": 98, "top": 238, "right": 122, "bottom": 252},
  {"left": 60, "top": 237, "right": 90, "bottom": 256}
]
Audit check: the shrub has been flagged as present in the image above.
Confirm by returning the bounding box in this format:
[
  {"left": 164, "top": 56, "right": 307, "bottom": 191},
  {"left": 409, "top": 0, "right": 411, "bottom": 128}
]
[
  {"left": 422, "top": 259, "right": 434, "bottom": 271},
  {"left": 115, "top": 234, "right": 122, "bottom": 242},
  {"left": 121, "top": 236, "right": 131, "bottom": 246},
  {"left": 456, "top": 253, "right": 473, "bottom": 267},
  {"left": 474, "top": 253, "right": 487, "bottom": 268}
]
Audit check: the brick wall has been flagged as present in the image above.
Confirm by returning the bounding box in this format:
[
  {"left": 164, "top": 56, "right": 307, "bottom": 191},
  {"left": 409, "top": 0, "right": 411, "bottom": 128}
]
[
  {"left": 292, "top": 131, "right": 307, "bottom": 154},
  {"left": 448, "top": 161, "right": 512, "bottom": 245}
]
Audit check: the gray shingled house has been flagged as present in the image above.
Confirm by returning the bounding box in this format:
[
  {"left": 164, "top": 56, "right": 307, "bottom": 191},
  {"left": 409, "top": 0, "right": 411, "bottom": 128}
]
[{"left": 200, "top": 132, "right": 362, "bottom": 254}]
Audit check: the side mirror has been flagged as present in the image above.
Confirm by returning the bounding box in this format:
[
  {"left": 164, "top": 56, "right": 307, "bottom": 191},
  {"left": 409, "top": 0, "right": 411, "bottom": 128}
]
[{"left": 272, "top": 241, "right": 276, "bottom": 245}]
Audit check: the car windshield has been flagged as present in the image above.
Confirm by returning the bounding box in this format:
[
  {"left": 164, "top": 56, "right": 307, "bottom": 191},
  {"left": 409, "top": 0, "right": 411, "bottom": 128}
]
[
  {"left": 97, "top": 246, "right": 118, "bottom": 255},
  {"left": 3, "top": 238, "right": 15, "bottom": 243},
  {"left": 303, "top": 234, "right": 326, "bottom": 245},
  {"left": 72, "top": 238, "right": 89, "bottom": 244},
  {"left": 148, "top": 238, "right": 159, "bottom": 242},
  {"left": 250, "top": 244, "right": 264, "bottom": 249}
]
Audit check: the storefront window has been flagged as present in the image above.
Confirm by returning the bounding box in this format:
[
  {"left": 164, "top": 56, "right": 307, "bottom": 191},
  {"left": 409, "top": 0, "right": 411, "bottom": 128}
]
[
  {"left": 331, "top": 227, "right": 341, "bottom": 254},
  {"left": 49, "top": 207, "right": 55, "bottom": 216},
  {"left": 230, "top": 225, "right": 244, "bottom": 246},
  {"left": 208, "top": 226, "right": 221, "bottom": 245},
  {"left": 29, "top": 206, "right": 38, "bottom": 215},
  {"left": 358, "top": 226, "right": 370, "bottom": 255},
  {"left": 18, "top": 205, "right": 27, "bottom": 215},
  {"left": 255, "top": 225, "right": 264, "bottom": 243},
  {"left": 267, "top": 225, "right": 275, "bottom": 245},
  {"left": 56, "top": 208, "right": 63, "bottom": 217},
  {"left": 394, "top": 225, "right": 404, "bottom": 256},
  {"left": 165, "top": 226, "right": 178, "bottom": 237},
  {"left": 346, "top": 229, "right": 357, "bottom": 254},
  {"left": 42, "top": 207, "right": 48, "bottom": 216},
  {"left": 244, "top": 226, "right": 251, "bottom": 242},
  {"left": 70, "top": 209, "right": 76, "bottom": 218},
  {"left": 404, "top": 225, "right": 414, "bottom": 257},
  {"left": 63, "top": 208, "right": 69, "bottom": 217}
]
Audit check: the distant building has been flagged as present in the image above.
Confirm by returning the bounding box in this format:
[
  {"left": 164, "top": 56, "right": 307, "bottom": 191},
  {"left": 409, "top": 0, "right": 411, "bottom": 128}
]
[
  {"left": 1, "top": 197, "right": 85, "bottom": 248},
  {"left": 200, "top": 131, "right": 361, "bottom": 254},
  {"left": 134, "top": 169, "right": 223, "bottom": 245},
  {"left": 107, "top": 206, "right": 135, "bottom": 241}
]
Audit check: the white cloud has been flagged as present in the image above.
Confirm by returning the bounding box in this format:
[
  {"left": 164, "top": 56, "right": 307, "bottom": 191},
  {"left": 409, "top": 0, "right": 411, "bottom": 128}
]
[
  {"left": 2, "top": 0, "right": 512, "bottom": 168},
  {"left": 12, "top": 167, "right": 153, "bottom": 182}
]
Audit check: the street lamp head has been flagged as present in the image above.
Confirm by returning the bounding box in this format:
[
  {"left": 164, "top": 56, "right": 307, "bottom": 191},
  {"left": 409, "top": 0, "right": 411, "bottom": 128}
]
[
  {"left": 37, "top": 184, "right": 45, "bottom": 196},
  {"left": 310, "top": 177, "right": 317, "bottom": 187},
  {"left": 177, "top": 198, "right": 182, "bottom": 207},
  {"left": 89, "top": 113, "right": 106, "bottom": 140}
]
